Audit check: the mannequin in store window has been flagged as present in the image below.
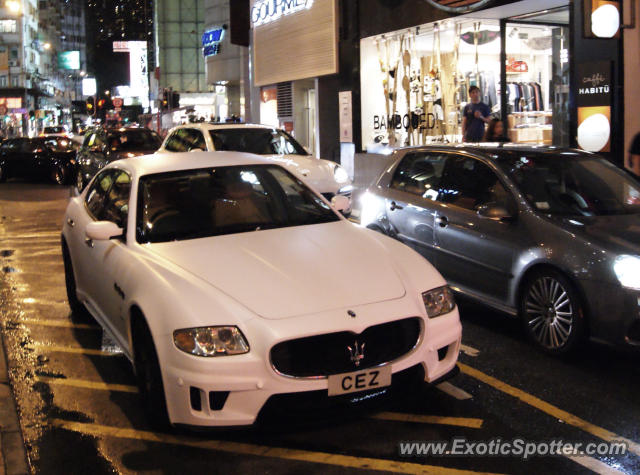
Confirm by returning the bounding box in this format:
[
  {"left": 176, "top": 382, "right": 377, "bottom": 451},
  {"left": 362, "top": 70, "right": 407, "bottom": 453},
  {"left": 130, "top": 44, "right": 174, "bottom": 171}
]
[
  {"left": 462, "top": 85, "right": 491, "bottom": 142},
  {"left": 483, "top": 118, "right": 510, "bottom": 142}
]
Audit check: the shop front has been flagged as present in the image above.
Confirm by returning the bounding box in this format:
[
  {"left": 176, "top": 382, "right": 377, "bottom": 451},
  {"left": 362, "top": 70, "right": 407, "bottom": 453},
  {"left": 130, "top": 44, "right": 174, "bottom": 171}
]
[
  {"left": 250, "top": 0, "right": 339, "bottom": 156},
  {"left": 360, "top": 1, "right": 571, "bottom": 152}
]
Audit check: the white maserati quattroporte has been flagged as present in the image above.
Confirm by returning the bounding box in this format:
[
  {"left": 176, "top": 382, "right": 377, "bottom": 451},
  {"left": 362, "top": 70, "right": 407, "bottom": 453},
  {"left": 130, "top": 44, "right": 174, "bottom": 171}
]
[{"left": 61, "top": 151, "right": 461, "bottom": 428}]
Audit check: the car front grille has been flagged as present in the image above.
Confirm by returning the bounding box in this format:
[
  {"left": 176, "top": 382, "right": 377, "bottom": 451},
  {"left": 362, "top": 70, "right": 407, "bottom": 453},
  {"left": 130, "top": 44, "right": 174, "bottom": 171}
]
[{"left": 270, "top": 317, "right": 421, "bottom": 378}]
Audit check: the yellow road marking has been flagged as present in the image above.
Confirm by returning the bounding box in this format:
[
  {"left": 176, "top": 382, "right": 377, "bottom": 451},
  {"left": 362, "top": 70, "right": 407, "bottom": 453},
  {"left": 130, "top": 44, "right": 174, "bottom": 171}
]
[
  {"left": 460, "top": 344, "right": 480, "bottom": 357},
  {"left": 371, "top": 412, "right": 483, "bottom": 429},
  {"left": 20, "top": 318, "right": 100, "bottom": 330},
  {"left": 51, "top": 419, "right": 501, "bottom": 475},
  {"left": 437, "top": 382, "right": 473, "bottom": 401},
  {"left": 564, "top": 454, "right": 627, "bottom": 475},
  {"left": 36, "top": 376, "right": 138, "bottom": 393},
  {"left": 458, "top": 363, "right": 640, "bottom": 457},
  {"left": 28, "top": 343, "right": 119, "bottom": 357}
]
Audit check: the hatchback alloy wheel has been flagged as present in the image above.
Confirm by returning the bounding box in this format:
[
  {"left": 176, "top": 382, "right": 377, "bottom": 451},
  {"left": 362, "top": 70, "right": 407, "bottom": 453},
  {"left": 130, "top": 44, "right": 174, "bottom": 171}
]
[{"left": 520, "top": 270, "right": 584, "bottom": 353}]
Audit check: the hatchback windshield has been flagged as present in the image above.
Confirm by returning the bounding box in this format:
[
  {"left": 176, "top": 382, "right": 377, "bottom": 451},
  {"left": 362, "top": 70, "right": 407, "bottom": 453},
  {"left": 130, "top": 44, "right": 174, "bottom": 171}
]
[
  {"left": 208, "top": 128, "right": 308, "bottom": 155},
  {"left": 496, "top": 153, "right": 640, "bottom": 216},
  {"left": 44, "top": 126, "right": 66, "bottom": 134},
  {"left": 137, "top": 164, "right": 339, "bottom": 243},
  {"left": 108, "top": 129, "right": 162, "bottom": 152}
]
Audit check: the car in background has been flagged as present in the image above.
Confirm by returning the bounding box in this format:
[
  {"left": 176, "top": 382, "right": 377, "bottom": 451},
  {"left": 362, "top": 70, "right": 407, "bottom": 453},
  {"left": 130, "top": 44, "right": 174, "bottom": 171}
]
[
  {"left": 61, "top": 151, "right": 461, "bottom": 428},
  {"left": 75, "top": 126, "right": 162, "bottom": 190},
  {"left": 360, "top": 144, "right": 640, "bottom": 354},
  {"left": 0, "top": 136, "right": 77, "bottom": 184},
  {"left": 158, "top": 123, "right": 353, "bottom": 211},
  {"left": 41, "top": 125, "right": 75, "bottom": 141}
]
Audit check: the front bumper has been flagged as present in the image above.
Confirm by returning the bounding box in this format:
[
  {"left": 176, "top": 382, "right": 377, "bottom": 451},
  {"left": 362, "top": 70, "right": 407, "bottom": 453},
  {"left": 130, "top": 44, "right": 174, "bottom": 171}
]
[
  {"left": 159, "top": 304, "right": 461, "bottom": 427},
  {"left": 580, "top": 279, "right": 640, "bottom": 348}
]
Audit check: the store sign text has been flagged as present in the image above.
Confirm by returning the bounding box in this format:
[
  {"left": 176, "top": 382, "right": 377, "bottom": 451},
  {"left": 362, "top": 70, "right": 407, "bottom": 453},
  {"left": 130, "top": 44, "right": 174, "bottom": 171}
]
[
  {"left": 251, "top": 0, "right": 314, "bottom": 27},
  {"left": 374, "top": 113, "right": 440, "bottom": 132},
  {"left": 202, "top": 27, "right": 225, "bottom": 57}
]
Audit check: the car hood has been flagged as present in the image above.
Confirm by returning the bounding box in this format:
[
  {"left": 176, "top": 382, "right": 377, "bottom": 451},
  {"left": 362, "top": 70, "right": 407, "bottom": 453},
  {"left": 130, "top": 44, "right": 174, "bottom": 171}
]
[
  {"left": 553, "top": 214, "right": 640, "bottom": 254},
  {"left": 146, "top": 221, "right": 406, "bottom": 320},
  {"left": 262, "top": 154, "right": 339, "bottom": 191}
]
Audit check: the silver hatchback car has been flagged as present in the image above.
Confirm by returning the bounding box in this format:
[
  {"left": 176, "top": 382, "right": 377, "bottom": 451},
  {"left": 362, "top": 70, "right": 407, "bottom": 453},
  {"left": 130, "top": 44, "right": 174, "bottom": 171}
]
[{"left": 360, "top": 144, "right": 640, "bottom": 354}]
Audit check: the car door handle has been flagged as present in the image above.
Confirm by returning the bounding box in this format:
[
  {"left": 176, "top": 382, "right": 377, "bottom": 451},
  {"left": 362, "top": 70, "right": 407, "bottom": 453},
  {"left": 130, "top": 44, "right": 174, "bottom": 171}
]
[
  {"left": 390, "top": 201, "right": 404, "bottom": 211},
  {"left": 84, "top": 238, "right": 94, "bottom": 248},
  {"left": 67, "top": 218, "right": 75, "bottom": 227},
  {"left": 436, "top": 216, "right": 449, "bottom": 228}
]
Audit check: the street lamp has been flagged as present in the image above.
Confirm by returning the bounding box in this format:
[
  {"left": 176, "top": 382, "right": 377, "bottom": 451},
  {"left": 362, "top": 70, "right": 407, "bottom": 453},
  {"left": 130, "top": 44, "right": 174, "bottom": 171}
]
[{"left": 6, "top": 1, "right": 20, "bottom": 14}]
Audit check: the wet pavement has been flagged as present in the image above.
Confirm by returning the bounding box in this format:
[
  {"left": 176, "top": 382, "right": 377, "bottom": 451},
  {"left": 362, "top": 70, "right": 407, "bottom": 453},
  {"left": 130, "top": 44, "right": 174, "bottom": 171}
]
[{"left": 0, "top": 181, "right": 639, "bottom": 474}]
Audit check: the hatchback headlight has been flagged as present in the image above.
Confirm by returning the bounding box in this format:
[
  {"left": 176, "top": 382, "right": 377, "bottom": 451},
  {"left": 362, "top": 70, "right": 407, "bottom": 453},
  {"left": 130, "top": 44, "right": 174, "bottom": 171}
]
[
  {"left": 333, "top": 164, "right": 349, "bottom": 184},
  {"left": 173, "top": 326, "right": 249, "bottom": 357},
  {"left": 614, "top": 255, "right": 640, "bottom": 290},
  {"left": 422, "top": 286, "right": 456, "bottom": 318}
]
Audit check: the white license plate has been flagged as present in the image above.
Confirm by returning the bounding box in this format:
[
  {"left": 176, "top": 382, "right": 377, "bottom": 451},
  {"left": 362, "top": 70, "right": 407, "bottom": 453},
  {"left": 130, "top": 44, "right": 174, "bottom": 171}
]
[{"left": 327, "top": 365, "right": 392, "bottom": 396}]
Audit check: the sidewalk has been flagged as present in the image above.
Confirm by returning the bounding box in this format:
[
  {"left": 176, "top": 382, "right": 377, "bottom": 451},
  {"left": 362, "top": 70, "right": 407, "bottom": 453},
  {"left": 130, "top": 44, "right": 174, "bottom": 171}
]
[{"left": 0, "top": 331, "right": 29, "bottom": 475}]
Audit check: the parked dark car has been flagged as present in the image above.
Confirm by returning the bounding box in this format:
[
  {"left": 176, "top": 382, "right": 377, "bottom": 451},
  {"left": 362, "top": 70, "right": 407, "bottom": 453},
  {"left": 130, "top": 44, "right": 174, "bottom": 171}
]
[
  {"left": 360, "top": 144, "right": 640, "bottom": 354},
  {"left": 75, "top": 126, "right": 162, "bottom": 190},
  {"left": 0, "top": 136, "right": 77, "bottom": 185}
]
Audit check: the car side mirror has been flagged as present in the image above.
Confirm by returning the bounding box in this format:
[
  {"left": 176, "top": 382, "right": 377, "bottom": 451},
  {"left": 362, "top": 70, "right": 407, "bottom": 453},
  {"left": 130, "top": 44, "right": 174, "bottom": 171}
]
[
  {"left": 331, "top": 195, "right": 351, "bottom": 213},
  {"left": 477, "top": 203, "right": 515, "bottom": 221},
  {"left": 85, "top": 221, "right": 123, "bottom": 241}
]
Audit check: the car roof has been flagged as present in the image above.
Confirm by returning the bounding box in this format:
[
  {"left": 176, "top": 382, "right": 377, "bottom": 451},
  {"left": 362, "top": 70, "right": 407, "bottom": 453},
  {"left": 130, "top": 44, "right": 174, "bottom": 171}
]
[
  {"left": 171, "top": 123, "right": 277, "bottom": 131},
  {"left": 110, "top": 151, "right": 276, "bottom": 177},
  {"left": 394, "top": 143, "right": 593, "bottom": 160}
]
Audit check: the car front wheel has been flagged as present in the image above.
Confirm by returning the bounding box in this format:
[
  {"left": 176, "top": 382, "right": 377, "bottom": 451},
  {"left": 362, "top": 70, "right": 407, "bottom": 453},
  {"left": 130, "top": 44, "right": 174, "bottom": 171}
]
[
  {"left": 76, "top": 171, "right": 85, "bottom": 191},
  {"left": 519, "top": 269, "right": 585, "bottom": 354},
  {"left": 61, "top": 240, "right": 89, "bottom": 319},
  {"left": 133, "top": 317, "right": 170, "bottom": 428},
  {"left": 0, "top": 162, "right": 6, "bottom": 182},
  {"left": 51, "top": 165, "right": 66, "bottom": 185}
]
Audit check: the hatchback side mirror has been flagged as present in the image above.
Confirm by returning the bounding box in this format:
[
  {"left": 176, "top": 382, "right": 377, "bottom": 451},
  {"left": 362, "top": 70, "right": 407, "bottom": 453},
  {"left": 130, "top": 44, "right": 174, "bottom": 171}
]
[
  {"left": 477, "top": 203, "right": 515, "bottom": 221},
  {"left": 85, "top": 221, "right": 123, "bottom": 241}
]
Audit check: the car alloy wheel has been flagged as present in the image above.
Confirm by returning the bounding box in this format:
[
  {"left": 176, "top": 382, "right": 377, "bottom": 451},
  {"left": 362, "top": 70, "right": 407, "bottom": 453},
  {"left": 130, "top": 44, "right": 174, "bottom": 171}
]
[
  {"left": 61, "top": 240, "right": 89, "bottom": 320},
  {"left": 76, "top": 171, "right": 85, "bottom": 191},
  {"left": 0, "top": 163, "right": 5, "bottom": 182},
  {"left": 133, "top": 317, "right": 170, "bottom": 428},
  {"left": 520, "top": 269, "right": 584, "bottom": 354},
  {"left": 52, "top": 166, "right": 66, "bottom": 185}
]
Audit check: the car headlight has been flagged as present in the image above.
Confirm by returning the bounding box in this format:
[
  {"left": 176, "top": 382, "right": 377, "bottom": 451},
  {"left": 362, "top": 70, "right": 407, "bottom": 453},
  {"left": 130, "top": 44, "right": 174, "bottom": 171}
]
[
  {"left": 333, "top": 164, "right": 349, "bottom": 184},
  {"left": 173, "top": 326, "right": 249, "bottom": 357},
  {"left": 422, "top": 286, "right": 456, "bottom": 318},
  {"left": 614, "top": 255, "right": 640, "bottom": 290}
]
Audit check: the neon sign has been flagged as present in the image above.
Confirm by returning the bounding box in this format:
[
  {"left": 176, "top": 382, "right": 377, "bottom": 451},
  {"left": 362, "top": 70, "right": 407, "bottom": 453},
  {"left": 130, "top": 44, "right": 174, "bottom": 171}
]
[
  {"left": 251, "top": 0, "right": 314, "bottom": 27},
  {"left": 202, "top": 27, "right": 225, "bottom": 57}
]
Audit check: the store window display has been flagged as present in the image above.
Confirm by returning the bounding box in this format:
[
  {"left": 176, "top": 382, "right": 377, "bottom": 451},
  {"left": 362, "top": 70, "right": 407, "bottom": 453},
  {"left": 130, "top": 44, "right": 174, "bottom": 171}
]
[{"left": 360, "top": 8, "right": 570, "bottom": 152}]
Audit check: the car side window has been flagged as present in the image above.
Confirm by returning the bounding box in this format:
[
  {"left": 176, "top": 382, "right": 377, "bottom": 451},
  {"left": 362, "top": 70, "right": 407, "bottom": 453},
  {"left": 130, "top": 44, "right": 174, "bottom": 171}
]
[
  {"left": 164, "top": 129, "right": 204, "bottom": 152},
  {"left": 85, "top": 170, "right": 114, "bottom": 219},
  {"left": 101, "top": 170, "right": 131, "bottom": 228},
  {"left": 1, "top": 140, "right": 17, "bottom": 151},
  {"left": 390, "top": 152, "right": 445, "bottom": 200},
  {"left": 437, "top": 155, "right": 509, "bottom": 211}
]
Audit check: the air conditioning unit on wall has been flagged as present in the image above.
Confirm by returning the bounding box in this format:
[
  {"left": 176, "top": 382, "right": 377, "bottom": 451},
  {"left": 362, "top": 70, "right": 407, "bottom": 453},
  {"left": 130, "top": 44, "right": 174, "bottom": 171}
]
[{"left": 8, "top": 59, "right": 18, "bottom": 67}]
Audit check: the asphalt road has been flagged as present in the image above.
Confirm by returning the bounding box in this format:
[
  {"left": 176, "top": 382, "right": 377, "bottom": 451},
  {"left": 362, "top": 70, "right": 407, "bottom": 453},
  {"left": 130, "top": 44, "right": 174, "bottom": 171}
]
[{"left": 1, "top": 181, "right": 639, "bottom": 474}]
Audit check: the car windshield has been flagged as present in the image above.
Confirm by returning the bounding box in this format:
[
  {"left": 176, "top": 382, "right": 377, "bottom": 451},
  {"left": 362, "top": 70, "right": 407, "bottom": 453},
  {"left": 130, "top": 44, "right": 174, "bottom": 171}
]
[
  {"left": 44, "top": 126, "right": 66, "bottom": 134},
  {"left": 44, "top": 137, "right": 75, "bottom": 151},
  {"left": 136, "top": 164, "right": 339, "bottom": 243},
  {"left": 496, "top": 152, "right": 640, "bottom": 216},
  {"left": 208, "top": 128, "right": 308, "bottom": 155},
  {"left": 108, "top": 129, "right": 161, "bottom": 152}
]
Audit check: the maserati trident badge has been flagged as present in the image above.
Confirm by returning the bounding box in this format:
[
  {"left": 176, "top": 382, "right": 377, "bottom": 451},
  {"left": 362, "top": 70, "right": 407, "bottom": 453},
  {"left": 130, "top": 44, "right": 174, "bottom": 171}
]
[{"left": 348, "top": 341, "right": 365, "bottom": 366}]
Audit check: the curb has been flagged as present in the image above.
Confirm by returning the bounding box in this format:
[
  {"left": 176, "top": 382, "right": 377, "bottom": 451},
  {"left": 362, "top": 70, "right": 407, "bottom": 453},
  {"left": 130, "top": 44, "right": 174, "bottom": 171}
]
[{"left": 0, "top": 325, "right": 29, "bottom": 475}]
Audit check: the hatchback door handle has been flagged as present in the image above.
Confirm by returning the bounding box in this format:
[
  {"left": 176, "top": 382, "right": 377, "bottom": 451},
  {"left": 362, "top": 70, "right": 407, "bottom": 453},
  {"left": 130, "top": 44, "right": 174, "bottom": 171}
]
[
  {"left": 390, "top": 201, "right": 404, "bottom": 211},
  {"left": 436, "top": 216, "right": 448, "bottom": 228}
]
